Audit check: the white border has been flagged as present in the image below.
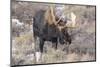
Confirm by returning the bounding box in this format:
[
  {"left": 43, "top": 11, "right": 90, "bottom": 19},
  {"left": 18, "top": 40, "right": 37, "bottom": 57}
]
[{"left": 20, "top": 0, "right": 96, "bottom": 5}]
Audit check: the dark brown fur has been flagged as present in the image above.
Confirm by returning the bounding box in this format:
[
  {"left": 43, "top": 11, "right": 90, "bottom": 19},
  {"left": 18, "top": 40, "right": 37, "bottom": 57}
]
[{"left": 33, "top": 10, "right": 71, "bottom": 53}]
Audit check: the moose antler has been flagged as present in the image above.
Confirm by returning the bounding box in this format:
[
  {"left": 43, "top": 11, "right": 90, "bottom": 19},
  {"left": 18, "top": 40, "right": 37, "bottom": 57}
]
[
  {"left": 45, "top": 5, "right": 78, "bottom": 29},
  {"left": 65, "top": 12, "right": 77, "bottom": 28},
  {"left": 44, "top": 5, "right": 56, "bottom": 25}
]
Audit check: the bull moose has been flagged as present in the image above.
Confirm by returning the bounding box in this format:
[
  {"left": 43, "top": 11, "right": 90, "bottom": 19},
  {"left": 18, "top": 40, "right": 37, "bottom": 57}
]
[{"left": 33, "top": 5, "right": 76, "bottom": 62}]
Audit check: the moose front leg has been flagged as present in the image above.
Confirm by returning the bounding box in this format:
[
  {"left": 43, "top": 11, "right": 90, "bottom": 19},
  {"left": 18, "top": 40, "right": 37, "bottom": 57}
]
[{"left": 52, "top": 37, "right": 58, "bottom": 50}]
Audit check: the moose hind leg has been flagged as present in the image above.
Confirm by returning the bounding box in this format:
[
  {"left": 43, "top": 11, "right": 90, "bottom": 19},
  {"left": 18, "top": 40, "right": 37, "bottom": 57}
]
[
  {"left": 39, "top": 38, "right": 44, "bottom": 53},
  {"left": 35, "top": 38, "right": 44, "bottom": 63},
  {"left": 34, "top": 37, "right": 44, "bottom": 63}
]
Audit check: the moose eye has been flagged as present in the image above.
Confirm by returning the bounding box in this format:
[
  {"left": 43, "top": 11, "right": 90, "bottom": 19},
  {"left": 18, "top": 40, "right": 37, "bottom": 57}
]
[{"left": 55, "top": 17, "right": 59, "bottom": 21}]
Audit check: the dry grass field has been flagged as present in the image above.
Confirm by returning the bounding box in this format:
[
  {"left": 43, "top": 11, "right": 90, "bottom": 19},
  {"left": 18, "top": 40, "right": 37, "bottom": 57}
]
[{"left": 11, "top": 1, "right": 96, "bottom": 66}]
